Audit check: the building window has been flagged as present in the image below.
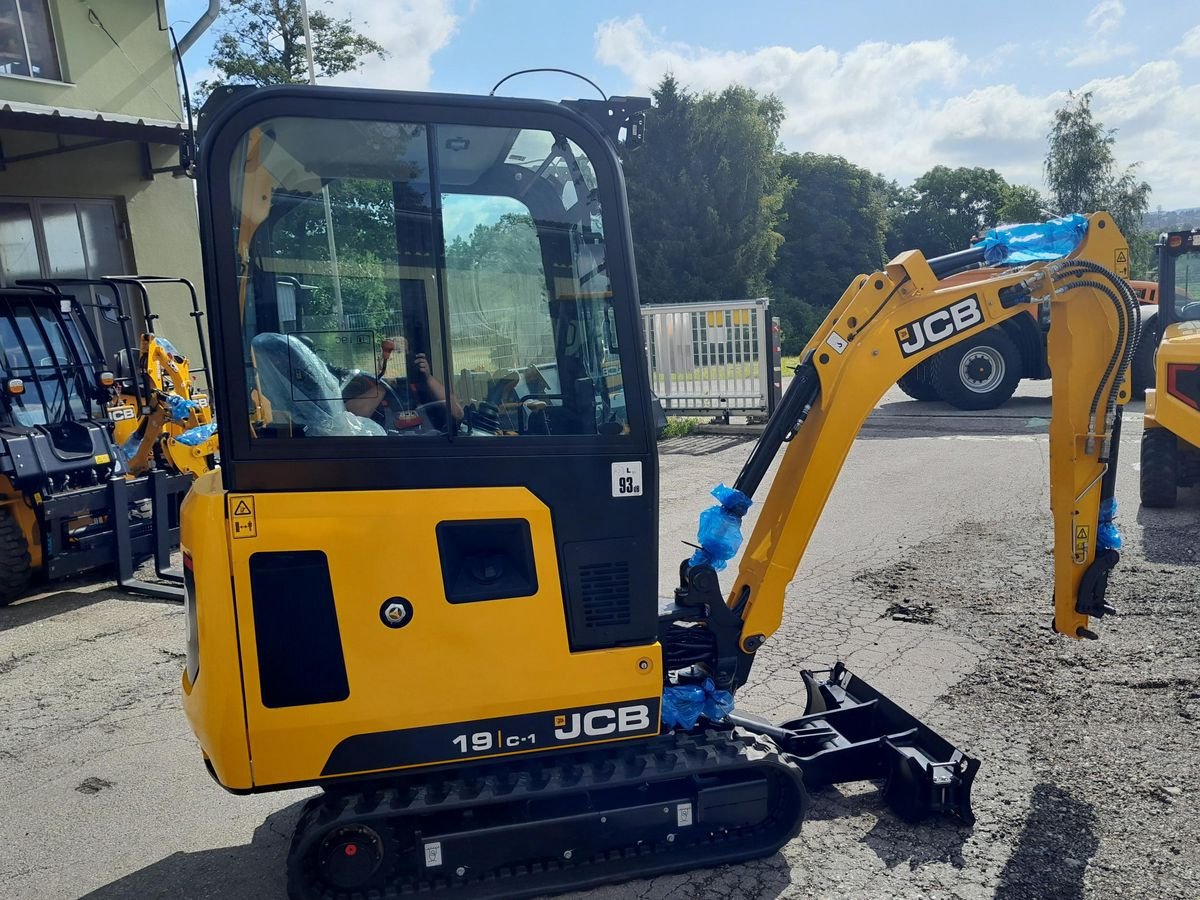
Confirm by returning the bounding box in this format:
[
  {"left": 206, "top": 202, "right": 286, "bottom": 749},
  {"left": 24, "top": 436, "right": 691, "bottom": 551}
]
[{"left": 0, "top": 1, "right": 61, "bottom": 81}]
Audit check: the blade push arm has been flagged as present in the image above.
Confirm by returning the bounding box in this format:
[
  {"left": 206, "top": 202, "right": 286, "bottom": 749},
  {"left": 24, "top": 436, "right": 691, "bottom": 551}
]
[{"left": 719, "top": 213, "right": 1134, "bottom": 672}]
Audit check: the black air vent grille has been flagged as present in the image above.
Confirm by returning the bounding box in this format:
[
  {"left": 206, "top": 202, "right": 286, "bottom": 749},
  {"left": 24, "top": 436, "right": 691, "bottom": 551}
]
[{"left": 579, "top": 560, "right": 632, "bottom": 627}]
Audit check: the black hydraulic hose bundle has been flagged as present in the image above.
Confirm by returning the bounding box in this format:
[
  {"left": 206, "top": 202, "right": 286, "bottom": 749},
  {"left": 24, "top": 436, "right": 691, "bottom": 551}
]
[{"left": 732, "top": 356, "right": 821, "bottom": 499}]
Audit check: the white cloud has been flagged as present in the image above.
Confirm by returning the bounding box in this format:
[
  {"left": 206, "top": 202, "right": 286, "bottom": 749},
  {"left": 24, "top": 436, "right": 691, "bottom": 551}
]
[
  {"left": 324, "top": 1, "right": 459, "bottom": 91},
  {"left": 595, "top": 17, "right": 1200, "bottom": 208},
  {"left": 1064, "top": 0, "right": 1133, "bottom": 68},
  {"left": 1173, "top": 25, "right": 1200, "bottom": 57}
]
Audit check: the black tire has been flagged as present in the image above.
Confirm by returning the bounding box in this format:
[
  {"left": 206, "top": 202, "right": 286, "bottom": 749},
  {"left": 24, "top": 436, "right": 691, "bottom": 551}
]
[
  {"left": 897, "top": 359, "right": 941, "bottom": 401},
  {"left": 930, "top": 328, "right": 1022, "bottom": 411},
  {"left": 0, "top": 505, "right": 33, "bottom": 606},
  {"left": 1130, "top": 316, "right": 1158, "bottom": 400},
  {"left": 1140, "top": 428, "right": 1178, "bottom": 509}
]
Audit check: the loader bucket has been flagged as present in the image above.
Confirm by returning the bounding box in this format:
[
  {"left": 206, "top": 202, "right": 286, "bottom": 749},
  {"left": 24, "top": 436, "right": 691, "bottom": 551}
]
[{"left": 730, "top": 661, "right": 978, "bottom": 825}]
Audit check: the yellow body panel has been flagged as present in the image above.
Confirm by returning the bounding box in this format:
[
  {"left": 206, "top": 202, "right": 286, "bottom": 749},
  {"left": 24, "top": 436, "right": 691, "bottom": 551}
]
[
  {"left": 0, "top": 476, "right": 41, "bottom": 569},
  {"left": 1146, "top": 321, "right": 1200, "bottom": 447},
  {"left": 180, "top": 469, "right": 252, "bottom": 789},
  {"left": 182, "top": 472, "right": 661, "bottom": 790}
]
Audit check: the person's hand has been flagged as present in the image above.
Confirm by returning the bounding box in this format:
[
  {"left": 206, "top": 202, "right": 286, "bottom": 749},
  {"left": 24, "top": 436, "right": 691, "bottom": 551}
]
[{"left": 414, "top": 352, "right": 431, "bottom": 380}]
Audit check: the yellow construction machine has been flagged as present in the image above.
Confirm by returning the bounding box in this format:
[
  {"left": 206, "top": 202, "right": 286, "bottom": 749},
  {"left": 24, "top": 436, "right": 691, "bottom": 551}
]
[
  {"left": 0, "top": 276, "right": 217, "bottom": 604},
  {"left": 180, "top": 85, "right": 1136, "bottom": 898},
  {"left": 1140, "top": 230, "right": 1200, "bottom": 506}
]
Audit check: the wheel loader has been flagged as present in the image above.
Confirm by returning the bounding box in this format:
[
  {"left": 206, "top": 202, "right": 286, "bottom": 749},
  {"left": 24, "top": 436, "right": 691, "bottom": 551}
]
[
  {"left": 1140, "top": 229, "right": 1200, "bottom": 507},
  {"left": 181, "top": 85, "right": 1136, "bottom": 898}
]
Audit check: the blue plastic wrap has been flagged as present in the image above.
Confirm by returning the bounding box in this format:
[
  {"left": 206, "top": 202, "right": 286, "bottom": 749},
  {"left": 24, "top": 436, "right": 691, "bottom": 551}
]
[
  {"left": 976, "top": 214, "right": 1088, "bottom": 265},
  {"left": 1098, "top": 496, "right": 1122, "bottom": 551},
  {"left": 166, "top": 392, "right": 199, "bottom": 422},
  {"left": 176, "top": 421, "right": 218, "bottom": 447},
  {"left": 689, "top": 484, "right": 753, "bottom": 572},
  {"left": 662, "top": 683, "right": 705, "bottom": 729},
  {"left": 702, "top": 678, "right": 735, "bottom": 721},
  {"left": 662, "top": 678, "right": 735, "bottom": 729}
]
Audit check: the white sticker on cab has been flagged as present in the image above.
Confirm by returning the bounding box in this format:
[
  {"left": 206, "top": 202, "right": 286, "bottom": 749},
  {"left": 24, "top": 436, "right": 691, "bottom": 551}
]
[{"left": 612, "top": 461, "right": 643, "bottom": 498}]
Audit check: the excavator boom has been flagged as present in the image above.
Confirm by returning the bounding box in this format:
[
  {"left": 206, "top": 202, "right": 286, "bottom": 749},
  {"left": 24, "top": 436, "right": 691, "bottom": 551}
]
[{"left": 727, "top": 214, "right": 1132, "bottom": 649}]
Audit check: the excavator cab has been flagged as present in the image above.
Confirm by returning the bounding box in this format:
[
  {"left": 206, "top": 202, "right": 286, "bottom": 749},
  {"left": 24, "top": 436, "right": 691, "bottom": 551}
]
[
  {"left": 184, "top": 85, "right": 1134, "bottom": 900},
  {"left": 1140, "top": 230, "right": 1200, "bottom": 506}
]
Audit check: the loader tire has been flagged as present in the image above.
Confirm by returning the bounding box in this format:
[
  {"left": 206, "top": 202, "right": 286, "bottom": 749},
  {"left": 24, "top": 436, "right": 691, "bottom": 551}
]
[
  {"left": 1140, "top": 428, "right": 1178, "bottom": 509},
  {"left": 897, "top": 359, "right": 941, "bottom": 401},
  {"left": 931, "top": 328, "right": 1022, "bottom": 411},
  {"left": 0, "top": 506, "right": 33, "bottom": 606}
]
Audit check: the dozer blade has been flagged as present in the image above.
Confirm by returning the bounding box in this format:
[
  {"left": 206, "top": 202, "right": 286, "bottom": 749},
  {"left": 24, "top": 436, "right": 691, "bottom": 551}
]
[{"left": 729, "top": 661, "right": 978, "bottom": 825}]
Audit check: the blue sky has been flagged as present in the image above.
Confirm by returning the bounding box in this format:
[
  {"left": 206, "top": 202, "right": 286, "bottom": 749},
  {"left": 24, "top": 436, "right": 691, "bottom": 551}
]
[{"left": 168, "top": 1, "right": 1200, "bottom": 207}]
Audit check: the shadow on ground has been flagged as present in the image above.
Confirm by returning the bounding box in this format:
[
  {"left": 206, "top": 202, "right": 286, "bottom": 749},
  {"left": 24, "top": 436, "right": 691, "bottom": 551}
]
[
  {"left": 805, "top": 785, "right": 972, "bottom": 871},
  {"left": 994, "top": 783, "right": 1098, "bottom": 900},
  {"left": 81, "top": 802, "right": 304, "bottom": 899},
  {"left": 1136, "top": 503, "right": 1200, "bottom": 566}
]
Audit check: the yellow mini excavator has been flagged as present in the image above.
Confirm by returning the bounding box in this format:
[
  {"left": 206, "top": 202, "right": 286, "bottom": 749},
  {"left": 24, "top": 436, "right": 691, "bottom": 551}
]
[{"left": 181, "top": 85, "right": 1136, "bottom": 898}]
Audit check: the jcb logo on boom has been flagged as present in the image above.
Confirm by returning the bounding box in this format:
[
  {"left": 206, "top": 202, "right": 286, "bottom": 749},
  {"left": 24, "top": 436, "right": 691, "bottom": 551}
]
[
  {"left": 553, "top": 704, "right": 651, "bottom": 741},
  {"left": 896, "top": 296, "right": 983, "bottom": 358}
]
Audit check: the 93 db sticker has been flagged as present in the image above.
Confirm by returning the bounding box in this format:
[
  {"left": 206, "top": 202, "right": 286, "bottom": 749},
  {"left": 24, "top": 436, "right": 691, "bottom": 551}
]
[
  {"left": 896, "top": 296, "right": 983, "bottom": 357},
  {"left": 612, "top": 461, "right": 643, "bottom": 497}
]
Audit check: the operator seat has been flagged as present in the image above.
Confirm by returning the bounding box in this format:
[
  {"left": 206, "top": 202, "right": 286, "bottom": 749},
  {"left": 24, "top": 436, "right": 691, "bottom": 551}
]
[{"left": 249, "top": 333, "right": 385, "bottom": 437}]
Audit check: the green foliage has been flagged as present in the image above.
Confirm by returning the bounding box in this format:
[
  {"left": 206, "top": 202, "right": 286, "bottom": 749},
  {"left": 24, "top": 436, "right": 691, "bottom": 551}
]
[
  {"left": 658, "top": 417, "right": 702, "bottom": 439},
  {"left": 772, "top": 292, "right": 829, "bottom": 355},
  {"left": 197, "top": 0, "right": 386, "bottom": 101},
  {"left": 997, "top": 184, "right": 1045, "bottom": 224},
  {"left": 1128, "top": 228, "right": 1159, "bottom": 281},
  {"left": 1044, "top": 91, "right": 1151, "bottom": 241},
  {"left": 770, "top": 153, "right": 891, "bottom": 323},
  {"left": 622, "top": 77, "right": 791, "bottom": 304},
  {"left": 887, "top": 165, "right": 1016, "bottom": 258}
]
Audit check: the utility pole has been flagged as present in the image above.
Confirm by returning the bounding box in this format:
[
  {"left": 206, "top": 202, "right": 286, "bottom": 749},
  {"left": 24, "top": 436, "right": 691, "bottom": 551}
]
[{"left": 300, "top": 0, "right": 344, "bottom": 323}]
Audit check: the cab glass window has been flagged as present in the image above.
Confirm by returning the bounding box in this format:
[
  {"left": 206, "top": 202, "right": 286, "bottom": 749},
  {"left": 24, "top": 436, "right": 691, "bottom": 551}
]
[{"left": 230, "top": 117, "right": 630, "bottom": 440}]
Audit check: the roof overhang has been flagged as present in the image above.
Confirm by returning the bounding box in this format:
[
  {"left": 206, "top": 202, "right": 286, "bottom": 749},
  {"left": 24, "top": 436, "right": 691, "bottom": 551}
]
[{"left": 0, "top": 100, "right": 185, "bottom": 144}]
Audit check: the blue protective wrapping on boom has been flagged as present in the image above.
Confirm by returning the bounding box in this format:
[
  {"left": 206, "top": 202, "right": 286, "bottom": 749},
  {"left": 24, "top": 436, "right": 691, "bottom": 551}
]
[
  {"left": 689, "top": 483, "right": 753, "bottom": 572},
  {"left": 1098, "top": 497, "right": 1122, "bottom": 551},
  {"left": 176, "top": 421, "right": 218, "bottom": 446},
  {"left": 166, "top": 392, "right": 199, "bottom": 422},
  {"left": 976, "top": 214, "right": 1088, "bottom": 265}
]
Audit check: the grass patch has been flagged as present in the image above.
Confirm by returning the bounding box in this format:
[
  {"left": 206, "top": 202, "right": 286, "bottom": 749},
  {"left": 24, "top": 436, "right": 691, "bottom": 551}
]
[
  {"left": 780, "top": 354, "right": 803, "bottom": 373},
  {"left": 658, "top": 417, "right": 703, "bottom": 439}
]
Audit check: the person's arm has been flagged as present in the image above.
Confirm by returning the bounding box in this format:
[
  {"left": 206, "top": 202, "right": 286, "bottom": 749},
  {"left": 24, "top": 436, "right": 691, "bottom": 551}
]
[{"left": 412, "top": 353, "right": 465, "bottom": 421}]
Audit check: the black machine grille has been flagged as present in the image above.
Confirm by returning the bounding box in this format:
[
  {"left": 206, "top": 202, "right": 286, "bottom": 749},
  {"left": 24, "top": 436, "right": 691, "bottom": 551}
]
[
  {"left": 579, "top": 560, "right": 632, "bottom": 627},
  {"left": 560, "top": 537, "right": 653, "bottom": 651}
]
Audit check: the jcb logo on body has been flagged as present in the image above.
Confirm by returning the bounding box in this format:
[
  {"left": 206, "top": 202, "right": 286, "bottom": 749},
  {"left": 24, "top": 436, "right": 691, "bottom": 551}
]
[
  {"left": 553, "top": 704, "right": 651, "bottom": 740},
  {"left": 108, "top": 405, "right": 136, "bottom": 421},
  {"left": 896, "top": 296, "right": 984, "bottom": 358}
]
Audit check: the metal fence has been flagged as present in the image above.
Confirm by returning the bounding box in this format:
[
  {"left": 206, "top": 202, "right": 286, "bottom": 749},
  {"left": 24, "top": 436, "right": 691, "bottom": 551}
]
[{"left": 641, "top": 298, "right": 779, "bottom": 418}]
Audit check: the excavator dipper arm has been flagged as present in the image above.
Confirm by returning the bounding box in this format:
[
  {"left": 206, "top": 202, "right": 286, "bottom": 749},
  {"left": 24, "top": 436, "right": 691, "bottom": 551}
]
[{"left": 665, "top": 213, "right": 1137, "bottom": 823}]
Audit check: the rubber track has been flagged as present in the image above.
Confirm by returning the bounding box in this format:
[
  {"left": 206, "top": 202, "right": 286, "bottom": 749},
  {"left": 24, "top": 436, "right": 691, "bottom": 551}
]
[
  {"left": 286, "top": 727, "right": 807, "bottom": 900},
  {"left": 0, "top": 505, "right": 33, "bottom": 606}
]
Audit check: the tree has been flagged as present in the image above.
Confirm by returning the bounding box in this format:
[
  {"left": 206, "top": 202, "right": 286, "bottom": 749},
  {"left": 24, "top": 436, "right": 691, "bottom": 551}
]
[
  {"left": 1044, "top": 91, "right": 1150, "bottom": 244},
  {"left": 196, "top": 0, "right": 386, "bottom": 101},
  {"left": 887, "top": 166, "right": 1016, "bottom": 259},
  {"left": 622, "top": 77, "right": 792, "bottom": 304},
  {"left": 768, "top": 153, "right": 892, "bottom": 352},
  {"left": 997, "top": 184, "right": 1045, "bottom": 224}
]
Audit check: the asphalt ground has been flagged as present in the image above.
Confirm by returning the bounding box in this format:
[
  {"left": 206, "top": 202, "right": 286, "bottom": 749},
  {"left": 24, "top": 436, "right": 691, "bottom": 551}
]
[{"left": 2, "top": 382, "right": 1198, "bottom": 899}]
